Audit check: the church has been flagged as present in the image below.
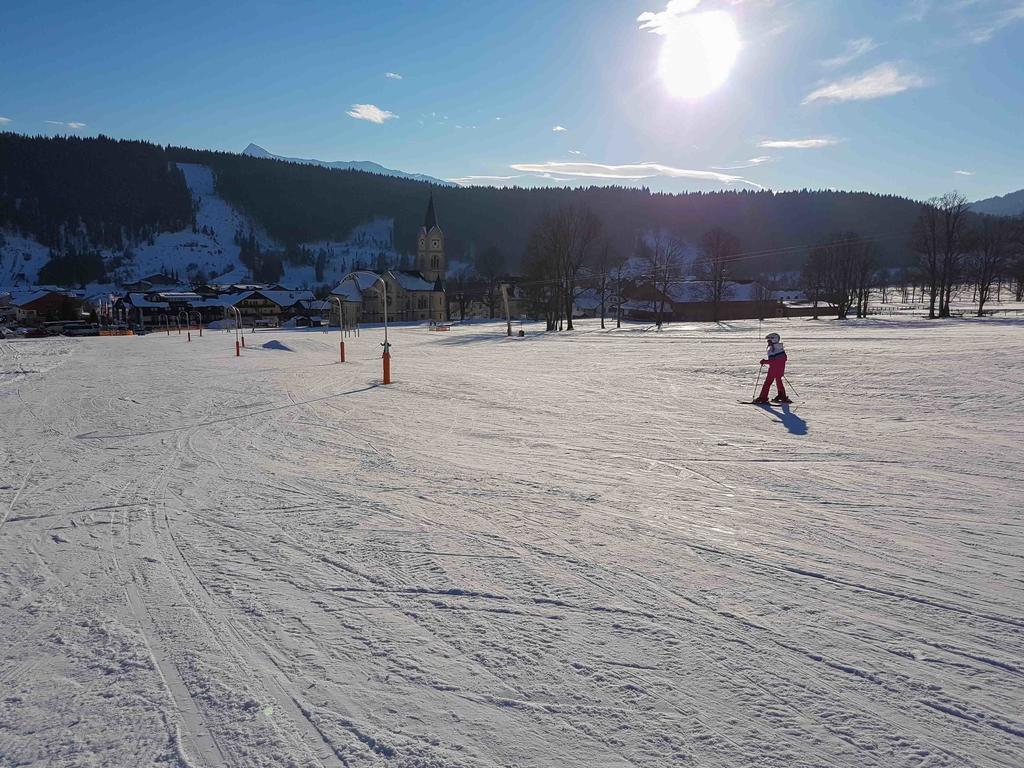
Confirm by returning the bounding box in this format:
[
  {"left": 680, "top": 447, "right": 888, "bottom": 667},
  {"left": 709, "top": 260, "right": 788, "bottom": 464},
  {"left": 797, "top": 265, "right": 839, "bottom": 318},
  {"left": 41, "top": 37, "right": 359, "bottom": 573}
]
[{"left": 331, "top": 194, "right": 447, "bottom": 324}]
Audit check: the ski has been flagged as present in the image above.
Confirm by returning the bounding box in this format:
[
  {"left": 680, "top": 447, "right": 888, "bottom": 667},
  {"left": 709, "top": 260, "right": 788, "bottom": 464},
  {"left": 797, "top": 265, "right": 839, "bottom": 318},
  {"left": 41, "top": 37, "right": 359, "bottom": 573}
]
[{"left": 739, "top": 400, "right": 795, "bottom": 405}]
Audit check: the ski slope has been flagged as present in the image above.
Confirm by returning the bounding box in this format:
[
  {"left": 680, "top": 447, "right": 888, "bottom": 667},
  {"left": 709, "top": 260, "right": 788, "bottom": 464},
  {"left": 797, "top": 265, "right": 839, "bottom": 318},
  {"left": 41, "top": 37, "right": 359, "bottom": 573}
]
[
  {"left": 0, "top": 163, "right": 400, "bottom": 289},
  {"left": 1, "top": 317, "right": 1021, "bottom": 767}
]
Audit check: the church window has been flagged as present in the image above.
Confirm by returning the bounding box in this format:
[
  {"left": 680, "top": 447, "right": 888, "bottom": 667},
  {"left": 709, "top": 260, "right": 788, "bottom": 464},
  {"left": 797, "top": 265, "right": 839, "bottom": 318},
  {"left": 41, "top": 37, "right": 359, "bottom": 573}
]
[{"left": 432, "top": 240, "right": 439, "bottom": 248}]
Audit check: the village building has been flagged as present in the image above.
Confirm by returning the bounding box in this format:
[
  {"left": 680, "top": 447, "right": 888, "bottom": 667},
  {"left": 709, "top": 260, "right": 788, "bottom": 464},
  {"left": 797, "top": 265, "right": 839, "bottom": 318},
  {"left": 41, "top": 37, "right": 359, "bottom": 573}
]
[
  {"left": 622, "top": 280, "right": 780, "bottom": 322},
  {"left": 3, "top": 289, "right": 86, "bottom": 323},
  {"left": 115, "top": 288, "right": 314, "bottom": 329},
  {"left": 329, "top": 195, "right": 447, "bottom": 325}
]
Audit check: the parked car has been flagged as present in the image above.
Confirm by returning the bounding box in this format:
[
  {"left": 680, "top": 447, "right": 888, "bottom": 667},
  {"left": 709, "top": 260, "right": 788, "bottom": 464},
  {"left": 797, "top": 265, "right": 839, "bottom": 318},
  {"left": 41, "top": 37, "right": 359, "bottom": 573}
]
[
  {"left": 62, "top": 323, "right": 100, "bottom": 337},
  {"left": 24, "top": 327, "right": 50, "bottom": 338}
]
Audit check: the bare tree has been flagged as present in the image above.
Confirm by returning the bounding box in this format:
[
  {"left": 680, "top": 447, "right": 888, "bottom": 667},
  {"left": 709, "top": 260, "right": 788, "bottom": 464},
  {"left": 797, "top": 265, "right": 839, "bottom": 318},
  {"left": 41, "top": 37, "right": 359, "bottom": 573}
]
[
  {"left": 524, "top": 222, "right": 562, "bottom": 331},
  {"left": 801, "top": 245, "right": 826, "bottom": 320},
  {"left": 448, "top": 263, "right": 474, "bottom": 321},
  {"left": 913, "top": 192, "right": 970, "bottom": 319},
  {"left": 612, "top": 249, "right": 630, "bottom": 329},
  {"left": 854, "top": 243, "right": 876, "bottom": 318},
  {"left": 475, "top": 245, "right": 505, "bottom": 319},
  {"left": 524, "top": 206, "right": 602, "bottom": 331},
  {"left": 968, "top": 216, "right": 1011, "bottom": 317},
  {"left": 696, "top": 227, "right": 740, "bottom": 321},
  {"left": 558, "top": 207, "right": 602, "bottom": 331},
  {"left": 805, "top": 233, "right": 874, "bottom": 320},
  {"left": 591, "top": 238, "right": 624, "bottom": 330},
  {"left": 639, "top": 232, "right": 686, "bottom": 327}
]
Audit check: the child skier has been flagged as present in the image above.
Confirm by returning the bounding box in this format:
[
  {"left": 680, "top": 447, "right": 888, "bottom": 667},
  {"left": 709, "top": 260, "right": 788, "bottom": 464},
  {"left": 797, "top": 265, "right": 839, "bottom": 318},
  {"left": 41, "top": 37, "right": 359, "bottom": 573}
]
[{"left": 753, "top": 332, "right": 792, "bottom": 404}]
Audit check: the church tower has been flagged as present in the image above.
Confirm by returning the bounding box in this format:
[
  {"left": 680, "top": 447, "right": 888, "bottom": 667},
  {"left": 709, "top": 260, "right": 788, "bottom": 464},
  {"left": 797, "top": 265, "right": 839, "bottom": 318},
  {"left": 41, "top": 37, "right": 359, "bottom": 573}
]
[{"left": 416, "top": 192, "right": 445, "bottom": 284}]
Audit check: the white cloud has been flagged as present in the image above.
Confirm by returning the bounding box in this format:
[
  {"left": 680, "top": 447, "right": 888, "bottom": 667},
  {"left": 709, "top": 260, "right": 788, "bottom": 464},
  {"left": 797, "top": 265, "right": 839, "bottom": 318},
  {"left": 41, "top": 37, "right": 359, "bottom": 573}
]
[
  {"left": 637, "top": 0, "right": 703, "bottom": 35},
  {"left": 820, "top": 37, "right": 877, "bottom": 68},
  {"left": 448, "top": 174, "right": 527, "bottom": 186},
  {"left": 384, "top": 72, "right": 403, "bottom": 80},
  {"left": 803, "top": 63, "right": 926, "bottom": 104},
  {"left": 509, "top": 160, "right": 763, "bottom": 188},
  {"left": 954, "top": 169, "right": 975, "bottom": 176},
  {"left": 966, "top": 2, "right": 1024, "bottom": 43},
  {"left": 552, "top": 125, "right": 567, "bottom": 132},
  {"left": 757, "top": 138, "right": 839, "bottom": 149},
  {"left": 568, "top": 150, "right": 583, "bottom": 155},
  {"left": 711, "top": 155, "right": 773, "bottom": 169},
  {"left": 45, "top": 120, "right": 87, "bottom": 130},
  {"left": 0, "top": 116, "right": 11, "bottom": 125},
  {"left": 346, "top": 104, "right": 398, "bottom": 124}
]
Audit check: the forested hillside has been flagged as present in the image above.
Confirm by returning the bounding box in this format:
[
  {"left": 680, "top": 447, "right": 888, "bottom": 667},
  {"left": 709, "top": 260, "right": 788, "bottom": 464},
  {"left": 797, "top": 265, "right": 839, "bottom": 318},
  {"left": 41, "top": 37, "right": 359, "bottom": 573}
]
[
  {"left": 173, "top": 144, "right": 925, "bottom": 272},
  {"left": 0, "top": 134, "right": 931, "bottom": 285},
  {"left": 0, "top": 133, "right": 193, "bottom": 251}
]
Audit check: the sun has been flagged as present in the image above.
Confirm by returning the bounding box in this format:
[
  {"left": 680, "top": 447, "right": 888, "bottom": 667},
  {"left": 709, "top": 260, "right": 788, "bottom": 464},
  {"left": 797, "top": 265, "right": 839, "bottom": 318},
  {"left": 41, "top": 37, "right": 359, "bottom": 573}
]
[{"left": 659, "top": 11, "right": 740, "bottom": 99}]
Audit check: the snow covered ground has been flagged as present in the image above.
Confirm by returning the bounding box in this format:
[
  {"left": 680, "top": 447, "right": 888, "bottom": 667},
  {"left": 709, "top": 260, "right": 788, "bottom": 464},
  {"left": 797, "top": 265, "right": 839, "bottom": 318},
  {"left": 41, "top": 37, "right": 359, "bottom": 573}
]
[{"left": 1, "top": 317, "right": 1021, "bottom": 767}]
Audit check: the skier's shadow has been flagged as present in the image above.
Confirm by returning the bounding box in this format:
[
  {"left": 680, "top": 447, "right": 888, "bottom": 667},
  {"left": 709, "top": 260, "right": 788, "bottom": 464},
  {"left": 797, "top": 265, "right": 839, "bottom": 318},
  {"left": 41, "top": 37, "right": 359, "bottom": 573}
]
[{"left": 758, "top": 404, "right": 809, "bottom": 436}]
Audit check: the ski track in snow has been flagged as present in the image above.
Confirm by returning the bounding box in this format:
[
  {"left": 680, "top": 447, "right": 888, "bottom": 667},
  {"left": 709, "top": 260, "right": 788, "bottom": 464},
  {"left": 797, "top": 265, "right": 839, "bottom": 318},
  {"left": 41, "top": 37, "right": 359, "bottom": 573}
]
[{"left": 0, "top": 317, "right": 1022, "bottom": 767}]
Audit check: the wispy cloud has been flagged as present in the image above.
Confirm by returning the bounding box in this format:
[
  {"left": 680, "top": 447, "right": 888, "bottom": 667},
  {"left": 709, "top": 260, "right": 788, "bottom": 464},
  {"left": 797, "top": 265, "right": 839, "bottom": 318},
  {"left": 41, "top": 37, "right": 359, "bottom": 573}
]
[
  {"left": 509, "top": 161, "right": 763, "bottom": 188},
  {"left": 568, "top": 150, "right": 583, "bottom": 156},
  {"left": 820, "top": 37, "right": 878, "bottom": 68},
  {"left": 384, "top": 72, "right": 403, "bottom": 80},
  {"left": 757, "top": 138, "right": 840, "bottom": 149},
  {"left": 803, "top": 63, "right": 926, "bottom": 104},
  {"left": 965, "top": 1, "right": 1024, "bottom": 43},
  {"left": 711, "top": 155, "right": 773, "bottom": 170},
  {"left": 903, "top": 0, "right": 931, "bottom": 23},
  {"left": 0, "top": 116, "right": 11, "bottom": 125},
  {"left": 552, "top": 125, "right": 567, "bottom": 132},
  {"left": 45, "top": 120, "right": 87, "bottom": 130},
  {"left": 448, "top": 174, "right": 527, "bottom": 186},
  {"left": 954, "top": 169, "right": 975, "bottom": 176},
  {"left": 346, "top": 104, "right": 397, "bottom": 124},
  {"left": 637, "top": 0, "right": 702, "bottom": 35}
]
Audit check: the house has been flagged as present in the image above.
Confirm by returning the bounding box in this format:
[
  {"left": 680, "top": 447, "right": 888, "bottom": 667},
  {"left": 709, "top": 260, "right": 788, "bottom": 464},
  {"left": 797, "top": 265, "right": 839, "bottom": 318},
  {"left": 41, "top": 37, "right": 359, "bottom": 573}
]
[
  {"left": 224, "top": 289, "right": 316, "bottom": 327},
  {"left": 7, "top": 289, "right": 86, "bottom": 323},
  {"left": 623, "top": 280, "right": 780, "bottom": 322}
]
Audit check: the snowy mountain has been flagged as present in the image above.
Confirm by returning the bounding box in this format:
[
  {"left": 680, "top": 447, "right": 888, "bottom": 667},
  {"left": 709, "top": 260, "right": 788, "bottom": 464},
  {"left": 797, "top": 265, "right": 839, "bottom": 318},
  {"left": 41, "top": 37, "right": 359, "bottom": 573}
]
[
  {"left": 242, "top": 143, "right": 455, "bottom": 187},
  {"left": 0, "top": 162, "right": 403, "bottom": 289},
  {"left": 971, "top": 189, "right": 1024, "bottom": 216}
]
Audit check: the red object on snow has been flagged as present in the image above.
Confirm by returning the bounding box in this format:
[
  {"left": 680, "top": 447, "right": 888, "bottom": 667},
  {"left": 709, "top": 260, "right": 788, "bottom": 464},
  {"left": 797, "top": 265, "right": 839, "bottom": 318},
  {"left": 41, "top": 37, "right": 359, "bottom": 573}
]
[{"left": 758, "top": 354, "right": 787, "bottom": 402}]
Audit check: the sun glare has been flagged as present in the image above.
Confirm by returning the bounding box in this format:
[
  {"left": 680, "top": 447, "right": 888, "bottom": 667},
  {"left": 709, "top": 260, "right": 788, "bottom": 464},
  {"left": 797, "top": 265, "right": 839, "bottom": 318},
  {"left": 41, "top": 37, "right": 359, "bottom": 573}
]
[{"left": 659, "top": 11, "right": 740, "bottom": 99}]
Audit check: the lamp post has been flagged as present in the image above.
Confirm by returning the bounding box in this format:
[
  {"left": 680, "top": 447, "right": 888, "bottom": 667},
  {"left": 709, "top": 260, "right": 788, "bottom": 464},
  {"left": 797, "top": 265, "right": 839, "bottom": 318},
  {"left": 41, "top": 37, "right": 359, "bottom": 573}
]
[
  {"left": 347, "top": 270, "right": 390, "bottom": 384},
  {"left": 224, "top": 306, "right": 242, "bottom": 356},
  {"left": 329, "top": 295, "right": 345, "bottom": 363}
]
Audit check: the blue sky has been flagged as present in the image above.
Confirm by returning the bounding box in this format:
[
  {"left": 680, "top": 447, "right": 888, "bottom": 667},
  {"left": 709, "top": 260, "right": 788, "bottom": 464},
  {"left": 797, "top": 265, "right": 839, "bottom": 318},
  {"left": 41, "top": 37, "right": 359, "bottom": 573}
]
[{"left": 1, "top": 0, "right": 1021, "bottom": 200}]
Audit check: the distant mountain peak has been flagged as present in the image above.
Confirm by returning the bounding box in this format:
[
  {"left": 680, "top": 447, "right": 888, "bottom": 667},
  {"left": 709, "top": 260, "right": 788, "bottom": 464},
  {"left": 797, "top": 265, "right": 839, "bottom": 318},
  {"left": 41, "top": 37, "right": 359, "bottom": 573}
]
[
  {"left": 971, "top": 189, "right": 1024, "bottom": 217},
  {"left": 240, "top": 143, "right": 455, "bottom": 186},
  {"left": 242, "top": 143, "right": 273, "bottom": 158}
]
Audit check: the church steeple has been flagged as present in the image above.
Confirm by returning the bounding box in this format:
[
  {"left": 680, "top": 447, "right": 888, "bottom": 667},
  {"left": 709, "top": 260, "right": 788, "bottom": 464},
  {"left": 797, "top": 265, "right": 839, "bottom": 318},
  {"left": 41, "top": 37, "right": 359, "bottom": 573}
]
[
  {"left": 417, "top": 192, "right": 445, "bottom": 283},
  {"left": 423, "top": 192, "right": 439, "bottom": 231}
]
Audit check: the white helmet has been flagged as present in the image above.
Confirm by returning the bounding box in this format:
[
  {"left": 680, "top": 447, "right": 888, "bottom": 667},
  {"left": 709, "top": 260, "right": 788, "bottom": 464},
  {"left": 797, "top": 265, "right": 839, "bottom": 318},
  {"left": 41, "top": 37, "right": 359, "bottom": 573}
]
[{"left": 765, "top": 333, "right": 780, "bottom": 343}]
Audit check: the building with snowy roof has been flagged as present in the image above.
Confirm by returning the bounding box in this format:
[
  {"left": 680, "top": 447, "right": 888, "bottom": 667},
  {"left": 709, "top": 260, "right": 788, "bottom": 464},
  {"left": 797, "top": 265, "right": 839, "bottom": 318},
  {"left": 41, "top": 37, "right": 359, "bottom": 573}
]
[{"left": 328, "top": 194, "right": 447, "bottom": 325}]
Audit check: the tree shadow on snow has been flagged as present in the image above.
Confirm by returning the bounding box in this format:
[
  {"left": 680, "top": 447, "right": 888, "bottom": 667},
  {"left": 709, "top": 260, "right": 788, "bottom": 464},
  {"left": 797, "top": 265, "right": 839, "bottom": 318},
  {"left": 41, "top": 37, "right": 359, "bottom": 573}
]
[{"left": 757, "top": 404, "right": 808, "bottom": 436}]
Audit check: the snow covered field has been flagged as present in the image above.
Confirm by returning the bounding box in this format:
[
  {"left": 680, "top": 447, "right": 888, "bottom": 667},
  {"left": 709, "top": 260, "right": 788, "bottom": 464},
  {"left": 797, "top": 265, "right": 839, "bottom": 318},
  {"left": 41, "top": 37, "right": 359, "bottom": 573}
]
[{"left": 1, "top": 317, "right": 1021, "bottom": 768}]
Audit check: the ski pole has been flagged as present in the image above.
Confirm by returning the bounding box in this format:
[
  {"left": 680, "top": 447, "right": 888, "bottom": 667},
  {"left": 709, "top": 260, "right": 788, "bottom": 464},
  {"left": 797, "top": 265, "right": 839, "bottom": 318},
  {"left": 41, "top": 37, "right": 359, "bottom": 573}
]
[
  {"left": 783, "top": 374, "right": 799, "bottom": 399},
  {"left": 752, "top": 364, "right": 764, "bottom": 401}
]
